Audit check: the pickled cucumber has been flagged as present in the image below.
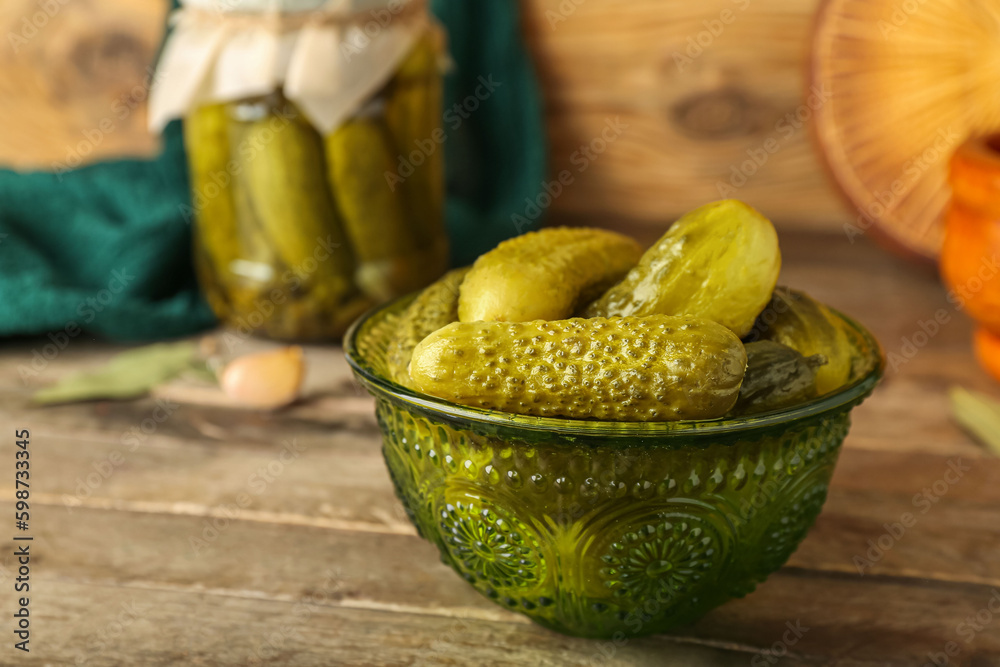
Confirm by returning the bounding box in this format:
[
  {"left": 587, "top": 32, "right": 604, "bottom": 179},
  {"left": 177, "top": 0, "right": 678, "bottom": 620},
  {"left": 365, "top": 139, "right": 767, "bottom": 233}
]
[
  {"left": 732, "top": 341, "right": 826, "bottom": 416},
  {"left": 748, "top": 288, "right": 852, "bottom": 395},
  {"left": 188, "top": 82, "right": 449, "bottom": 341},
  {"left": 240, "top": 107, "right": 355, "bottom": 294},
  {"left": 185, "top": 103, "right": 241, "bottom": 319},
  {"left": 583, "top": 200, "right": 781, "bottom": 338},
  {"left": 325, "top": 115, "right": 442, "bottom": 301},
  {"left": 222, "top": 97, "right": 368, "bottom": 338},
  {"left": 394, "top": 29, "right": 440, "bottom": 80},
  {"left": 386, "top": 267, "right": 469, "bottom": 385},
  {"left": 458, "top": 228, "right": 642, "bottom": 323},
  {"left": 384, "top": 30, "right": 446, "bottom": 253},
  {"left": 226, "top": 107, "right": 284, "bottom": 279},
  {"left": 409, "top": 315, "right": 747, "bottom": 421}
]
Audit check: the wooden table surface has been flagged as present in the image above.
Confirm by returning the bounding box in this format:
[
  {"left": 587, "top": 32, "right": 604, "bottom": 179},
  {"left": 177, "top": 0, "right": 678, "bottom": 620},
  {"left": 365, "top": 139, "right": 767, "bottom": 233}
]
[{"left": 1, "top": 228, "right": 999, "bottom": 666}]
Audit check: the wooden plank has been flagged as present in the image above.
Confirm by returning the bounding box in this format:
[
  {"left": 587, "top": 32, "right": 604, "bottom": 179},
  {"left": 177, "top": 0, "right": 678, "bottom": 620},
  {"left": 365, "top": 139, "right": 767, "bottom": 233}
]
[
  {"left": 0, "top": 0, "right": 165, "bottom": 170},
  {"left": 687, "top": 570, "right": 1000, "bottom": 665},
  {"left": 3, "top": 579, "right": 825, "bottom": 666},
  {"left": 4, "top": 430, "right": 1000, "bottom": 589},
  {"left": 6, "top": 413, "right": 1000, "bottom": 573},
  {"left": 831, "top": 448, "right": 1000, "bottom": 504},
  {"left": 4, "top": 503, "right": 1000, "bottom": 664},
  {"left": 802, "top": 485, "right": 1000, "bottom": 586},
  {"left": 521, "top": 0, "right": 843, "bottom": 228},
  {"left": 0, "top": 333, "right": 361, "bottom": 400},
  {"left": 538, "top": 109, "right": 844, "bottom": 232},
  {"left": 18, "top": 433, "right": 410, "bottom": 533},
  {"left": 0, "top": 216, "right": 995, "bottom": 663},
  {"left": 5, "top": 503, "right": 480, "bottom": 612},
  {"left": 7, "top": 418, "right": 1000, "bottom": 585}
]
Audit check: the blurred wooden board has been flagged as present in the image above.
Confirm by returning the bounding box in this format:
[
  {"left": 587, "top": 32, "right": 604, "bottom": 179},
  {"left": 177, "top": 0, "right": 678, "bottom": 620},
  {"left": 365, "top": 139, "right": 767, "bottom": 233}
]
[
  {"left": 521, "top": 0, "right": 846, "bottom": 230},
  {"left": 0, "top": 0, "right": 845, "bottom": 232},
  {"left": 1, "top": 230, "right": 999, "bottom": 664},
  {"left": 0, "top": 0, "right": 165, "bottom": 170}
]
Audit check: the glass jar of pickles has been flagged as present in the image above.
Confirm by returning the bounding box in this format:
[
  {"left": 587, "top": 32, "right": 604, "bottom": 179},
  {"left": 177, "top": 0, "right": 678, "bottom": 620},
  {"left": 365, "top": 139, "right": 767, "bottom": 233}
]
[{"left": 150, "top": 0, "right": 448, "bottom": 339}]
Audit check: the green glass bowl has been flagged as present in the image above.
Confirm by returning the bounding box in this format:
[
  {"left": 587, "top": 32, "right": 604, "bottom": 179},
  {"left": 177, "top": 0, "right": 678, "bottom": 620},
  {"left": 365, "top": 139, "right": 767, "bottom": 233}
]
[{"left": 345, "top": 299, "right": 884, "bottom": 639}]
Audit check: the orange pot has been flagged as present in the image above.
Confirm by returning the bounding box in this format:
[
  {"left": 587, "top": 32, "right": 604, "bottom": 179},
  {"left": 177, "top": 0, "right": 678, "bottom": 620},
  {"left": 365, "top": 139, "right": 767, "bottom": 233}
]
[
  {"left": 975, "top": 328, "right": 1000, "bottom": 383},
  {"left": 942, "top": 136, "right": 1000, "bottom": 380}
]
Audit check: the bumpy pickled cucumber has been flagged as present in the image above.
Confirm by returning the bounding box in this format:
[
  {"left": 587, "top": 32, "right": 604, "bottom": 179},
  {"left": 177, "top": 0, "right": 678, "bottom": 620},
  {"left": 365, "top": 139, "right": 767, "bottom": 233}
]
[
  {"left": 409, "top": 315, "right": 747, "bottom": 421},
  {"left": 584, "top": 200, "right": 781, "bottom": 338},
  {"left": 386, "top": 267, "right": 469, "bottom": 385},
  {"left": 325, "top": 115, "right": 440, "bottom": 301},
  {"left": 384, "top": 30, "right": 446, "bottom": 253},
  {"left": 185, "top": 103, "right": 241, "bottom": 318},
  {"left": 732, "top": 341, "right": 826, "bottom": 416},
  {"left": 747, "top": 288, "right": 852, "bottom": 395},
  {"left": 458, "top": 228, "right": 642, "bottom": 323}
]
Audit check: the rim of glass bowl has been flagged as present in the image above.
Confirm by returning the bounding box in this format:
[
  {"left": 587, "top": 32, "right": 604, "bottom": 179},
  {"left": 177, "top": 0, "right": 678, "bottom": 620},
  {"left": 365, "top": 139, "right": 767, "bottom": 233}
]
[{"left": 344, "top": 296, "right": 886, "bottom": 440}]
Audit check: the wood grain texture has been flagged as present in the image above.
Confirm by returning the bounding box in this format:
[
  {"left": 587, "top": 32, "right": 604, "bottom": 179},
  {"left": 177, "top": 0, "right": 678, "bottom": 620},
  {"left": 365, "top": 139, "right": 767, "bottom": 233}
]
[
  {"left": 520, "top": 0, "right": 845, "bottom": 230},
  {"left": 9, "top": 580, "right": 831, "bottom": 667},
  {"left": 0, "top": 0, "right": 850, "bottom": 231},
  {"left": 0, "top": 0, "right": 165, "bottom": 171},
  {"left": 1, "top": 231, "right": 1000, "bottom": 664},
  {"left": 2, "top": 500, "right": 1000, "bottom": 664}
]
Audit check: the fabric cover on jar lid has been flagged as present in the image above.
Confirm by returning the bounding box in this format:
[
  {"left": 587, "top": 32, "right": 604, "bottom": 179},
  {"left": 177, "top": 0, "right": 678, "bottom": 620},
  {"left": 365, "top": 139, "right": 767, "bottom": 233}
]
[{"left": 149, "top": 0, "right": 438, "bottom": 134}]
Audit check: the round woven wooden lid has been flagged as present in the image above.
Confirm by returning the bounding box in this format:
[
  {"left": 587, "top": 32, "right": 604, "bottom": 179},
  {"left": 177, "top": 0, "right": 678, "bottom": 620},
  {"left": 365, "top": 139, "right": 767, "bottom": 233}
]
[{"left": 810, "top": 0, "right": 1000, "bottom": 262}]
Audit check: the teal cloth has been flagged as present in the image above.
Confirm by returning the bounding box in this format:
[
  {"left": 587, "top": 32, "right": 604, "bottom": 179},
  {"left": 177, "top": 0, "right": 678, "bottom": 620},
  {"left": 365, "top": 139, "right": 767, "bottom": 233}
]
[
  {"left": 432, "top": 0, "right": 548, "bottom": 265},
  {"left": 0, "top": 0, "right": 546, "bottom": 342}
]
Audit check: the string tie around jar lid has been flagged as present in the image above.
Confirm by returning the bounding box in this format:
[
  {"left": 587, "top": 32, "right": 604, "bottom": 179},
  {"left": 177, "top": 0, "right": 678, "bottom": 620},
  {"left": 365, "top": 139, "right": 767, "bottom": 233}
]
[
  {"left": 172, "top": 0, "right": 429, "bottom": 32},
  {"left": 150, "top": 0, "right": 437, "bottom": 133}
]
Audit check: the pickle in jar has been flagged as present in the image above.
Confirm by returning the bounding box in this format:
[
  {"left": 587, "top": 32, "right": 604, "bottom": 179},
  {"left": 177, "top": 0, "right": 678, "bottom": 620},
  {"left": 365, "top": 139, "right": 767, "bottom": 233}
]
[
  {"left": 185, "top": 103, "right": 242, "bottom": 318},
  {"left": 227, "top": 97, "right": 363, "bottom": 337},
  {"left": 325, "top": 114, "right": 442, "bottom": 302},
  {"left": 384, "top": 30, "right": 447, "bottom": 260}
]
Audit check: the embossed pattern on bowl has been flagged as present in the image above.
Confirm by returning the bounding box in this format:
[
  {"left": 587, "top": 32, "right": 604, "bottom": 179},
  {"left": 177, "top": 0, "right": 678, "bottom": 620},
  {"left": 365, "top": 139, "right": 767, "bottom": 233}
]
[{"left": 346, "top": 298, "right": 884, "bottom": 638}]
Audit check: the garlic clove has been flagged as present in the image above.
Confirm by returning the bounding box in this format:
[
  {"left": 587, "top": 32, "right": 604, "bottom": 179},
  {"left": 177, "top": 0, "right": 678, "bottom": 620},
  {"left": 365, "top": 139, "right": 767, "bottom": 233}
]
[{"left": 220, "top": 346, "right": 305, "bottom": 410}]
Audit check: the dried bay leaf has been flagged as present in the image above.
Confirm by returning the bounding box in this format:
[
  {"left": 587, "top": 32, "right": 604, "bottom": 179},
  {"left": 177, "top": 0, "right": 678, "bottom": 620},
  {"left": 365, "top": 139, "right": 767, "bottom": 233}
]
[
  {"left": 33, "top": 342, "right": 199, "bottom": 405},
  {"left": 950, "top": 386, "right": 1000, "bottom": 456}
]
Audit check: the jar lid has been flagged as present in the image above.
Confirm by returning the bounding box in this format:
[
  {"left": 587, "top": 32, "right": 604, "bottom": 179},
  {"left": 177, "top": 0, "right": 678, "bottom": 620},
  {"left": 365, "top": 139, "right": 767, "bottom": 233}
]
[
  {"left": 151, "top": 0, "right": 435, "bottom": 133},
  {"left": 181, "top": 0, "right": 392, "bottom": 14},
  {"left": 182, "top": 0, "right": 324, "bottom": 12}
]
